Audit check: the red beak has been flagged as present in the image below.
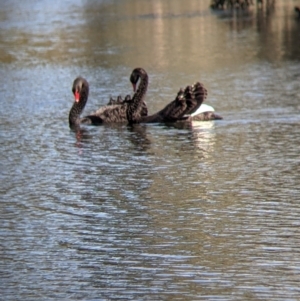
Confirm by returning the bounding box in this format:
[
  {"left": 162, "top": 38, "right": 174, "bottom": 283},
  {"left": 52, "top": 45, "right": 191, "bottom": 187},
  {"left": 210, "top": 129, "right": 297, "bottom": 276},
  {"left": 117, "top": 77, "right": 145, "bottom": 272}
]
[{"left": 74, "top": 91, "right": 80, "bottom": 102}]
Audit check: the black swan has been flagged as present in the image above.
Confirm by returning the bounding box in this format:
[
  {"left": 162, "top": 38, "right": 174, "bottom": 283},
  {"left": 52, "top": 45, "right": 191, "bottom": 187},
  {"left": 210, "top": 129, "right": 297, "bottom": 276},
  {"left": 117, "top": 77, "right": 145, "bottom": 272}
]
[
  {"left": 125, "top": 68, "right": 220, "bottom": 124},
  {"left": 69, "top": 77, "right": 148, "bottom": 128},
  {"left": 123, "top": 68, "right": 223, "bottom": 123}
]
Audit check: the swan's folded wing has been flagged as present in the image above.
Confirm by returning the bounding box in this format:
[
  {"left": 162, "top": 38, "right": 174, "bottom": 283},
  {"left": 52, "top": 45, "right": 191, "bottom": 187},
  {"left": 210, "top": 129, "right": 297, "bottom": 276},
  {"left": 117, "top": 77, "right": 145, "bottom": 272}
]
[
  {"left": 107, "top": 95, "right": 125, "bottom": 105},
  {"left": 107, "top": 95, "right": 148, "bottom": 117}
]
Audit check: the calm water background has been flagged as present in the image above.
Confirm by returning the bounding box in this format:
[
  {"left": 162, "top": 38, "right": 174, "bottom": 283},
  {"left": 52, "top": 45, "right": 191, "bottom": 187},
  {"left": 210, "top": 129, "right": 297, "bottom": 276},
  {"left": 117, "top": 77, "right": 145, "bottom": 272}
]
[{"left": 1, "top": 0, "right": 300, "bottom": 300}]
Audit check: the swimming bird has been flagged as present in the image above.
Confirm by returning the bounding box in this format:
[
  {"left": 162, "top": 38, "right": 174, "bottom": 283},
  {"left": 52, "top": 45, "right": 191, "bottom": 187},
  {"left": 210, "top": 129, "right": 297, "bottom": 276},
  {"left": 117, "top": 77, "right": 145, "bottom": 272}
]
[
  {"left": 125, "top": 68, "right": 208, "bottom": 124},
  {"left": 125, "top": 68, "right": 222, "bottom": 124},
  {"left": 68, "top": 77, "right": 148, "bottom": 128}
]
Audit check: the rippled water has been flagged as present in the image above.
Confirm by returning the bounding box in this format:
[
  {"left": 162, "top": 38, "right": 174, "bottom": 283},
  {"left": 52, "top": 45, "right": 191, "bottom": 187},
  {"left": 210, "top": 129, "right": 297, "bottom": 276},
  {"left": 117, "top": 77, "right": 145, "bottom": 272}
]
[{"left": 1, "top": 0, "right": 300, "bottom": 300}]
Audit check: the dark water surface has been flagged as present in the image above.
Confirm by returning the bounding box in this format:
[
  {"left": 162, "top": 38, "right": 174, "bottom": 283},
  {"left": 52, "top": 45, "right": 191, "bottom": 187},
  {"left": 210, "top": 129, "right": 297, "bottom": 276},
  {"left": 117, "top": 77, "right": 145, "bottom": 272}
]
[{"left": 1, "top": 0, "right": 300, "bottom": 300}]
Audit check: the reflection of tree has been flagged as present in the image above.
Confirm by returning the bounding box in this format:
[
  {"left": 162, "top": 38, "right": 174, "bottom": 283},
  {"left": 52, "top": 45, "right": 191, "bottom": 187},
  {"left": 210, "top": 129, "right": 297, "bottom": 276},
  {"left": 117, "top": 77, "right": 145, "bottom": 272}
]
[
  {"left": 2, "top": 0, "right": 297, "bottom": 70},
  {"left": 210, "top": 0, "right": 300, "bottom": 61},
  {"left": 255, "top": 1, "right": 300, "bottom": 61},
  {"left": 211, "top": 0, "right": 255, "bottom": 10},
  {"left": 210, "top": 0, "right": 276, "bottom": 10}
]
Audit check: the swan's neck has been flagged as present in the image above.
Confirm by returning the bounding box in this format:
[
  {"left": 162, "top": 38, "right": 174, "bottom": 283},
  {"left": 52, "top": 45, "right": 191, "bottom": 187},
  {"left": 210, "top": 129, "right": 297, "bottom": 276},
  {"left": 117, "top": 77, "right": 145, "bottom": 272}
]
[
  {"left": 69, "top": 90, "right": 88, "bottom": 128},
  {"left": 127, "top": 74, "right": 148, "bottom": 124}
]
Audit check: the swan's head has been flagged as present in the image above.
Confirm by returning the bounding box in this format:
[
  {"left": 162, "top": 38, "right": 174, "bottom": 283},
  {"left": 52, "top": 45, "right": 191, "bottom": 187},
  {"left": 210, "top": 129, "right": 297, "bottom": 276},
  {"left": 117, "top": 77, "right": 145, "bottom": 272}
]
[
  {"left": 72, "top": 77, "right": 89, "bottom": 103},
  {"left": 130, "top": 67, "right": 147, "bottom": 92}
]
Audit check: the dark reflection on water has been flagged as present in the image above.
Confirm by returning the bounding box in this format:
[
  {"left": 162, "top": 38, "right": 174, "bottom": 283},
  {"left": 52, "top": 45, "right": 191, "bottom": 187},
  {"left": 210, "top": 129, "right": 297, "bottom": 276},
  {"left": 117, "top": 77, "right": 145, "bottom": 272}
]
[{"left": 1, "top": 0, "right": 300, "bottom": 300}]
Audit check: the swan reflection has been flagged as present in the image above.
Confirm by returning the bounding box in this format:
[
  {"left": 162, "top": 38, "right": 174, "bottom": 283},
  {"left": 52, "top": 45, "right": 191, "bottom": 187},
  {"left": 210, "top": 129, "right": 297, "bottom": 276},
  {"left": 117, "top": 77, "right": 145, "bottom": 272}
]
[{"left": 126, "top": 124, "right": 152, "bottom": 153}]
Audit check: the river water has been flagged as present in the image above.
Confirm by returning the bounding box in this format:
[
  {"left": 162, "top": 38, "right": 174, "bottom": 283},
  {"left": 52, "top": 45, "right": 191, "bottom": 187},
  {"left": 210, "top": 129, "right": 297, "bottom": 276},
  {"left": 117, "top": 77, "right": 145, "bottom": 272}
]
[{"left": 1, "top": 0, "right": 300, "bottom": 300}]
